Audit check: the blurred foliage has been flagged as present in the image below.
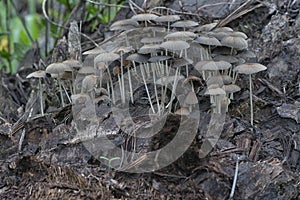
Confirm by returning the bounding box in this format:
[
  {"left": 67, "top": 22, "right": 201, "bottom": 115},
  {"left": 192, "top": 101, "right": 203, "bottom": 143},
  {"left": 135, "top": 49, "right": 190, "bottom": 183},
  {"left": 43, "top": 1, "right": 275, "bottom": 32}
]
[{"left": 0, "top": 0, "right": 124, "bottom": 74}]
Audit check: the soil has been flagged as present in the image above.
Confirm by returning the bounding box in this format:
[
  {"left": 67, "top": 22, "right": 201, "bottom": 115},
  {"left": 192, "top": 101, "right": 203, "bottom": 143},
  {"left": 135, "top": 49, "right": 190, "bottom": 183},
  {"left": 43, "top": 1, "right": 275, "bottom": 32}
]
[{"left": 0, "top": 0, "right": 300, "bottom": 199}]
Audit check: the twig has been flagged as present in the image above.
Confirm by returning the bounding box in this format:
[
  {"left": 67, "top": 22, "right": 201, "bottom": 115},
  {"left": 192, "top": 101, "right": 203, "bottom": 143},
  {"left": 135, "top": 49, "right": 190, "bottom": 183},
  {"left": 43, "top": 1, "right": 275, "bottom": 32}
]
[
  {"left": 85, "top": 0, "right": 129, "bottom": 8},
  {"left": 217, "top": 0, "right": 263, "bottom": 27},
  {"left": 128, "top": 0, "right": 145, "bottom": 13},
  {"left": 149, "top": 6, "right": 199, "bottom": 16},
  {"left": 42, "top": 0, "right": 98, "bottom": 47}
]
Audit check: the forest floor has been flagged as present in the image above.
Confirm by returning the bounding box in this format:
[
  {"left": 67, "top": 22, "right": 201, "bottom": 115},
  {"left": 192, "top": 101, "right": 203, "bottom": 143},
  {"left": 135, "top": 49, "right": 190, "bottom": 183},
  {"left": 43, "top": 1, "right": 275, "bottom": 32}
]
[{"left": 0, "top": 0, "right": 300, "bottom": 199}]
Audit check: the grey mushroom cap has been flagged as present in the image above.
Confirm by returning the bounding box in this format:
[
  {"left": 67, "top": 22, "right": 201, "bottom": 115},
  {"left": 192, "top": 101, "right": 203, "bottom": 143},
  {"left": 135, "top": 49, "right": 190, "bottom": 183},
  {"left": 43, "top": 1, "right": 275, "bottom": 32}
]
[
  {"left": 94, "top": 52, "right": 120, "bottom": 63},
  {"left": 195, "top": 60, "right": 232, "bottom": 71},
  {"left": 164, "top": 31, "right": 196, "bottom": 41},
  {"left": 131, "top": 13, "right": 158, "bottom": 22},
  {"left": 62, "top": 59, "right": 83, "bottom": 69},
  {"left": 222, "top": 84, "right": 241, "bottom": 94},
  {"left": 160, "top": 40, "right": 190, "bottom": 51},
  {"left": 46, "top": 62, "right": 71, "bottom": 75},
  {"left": 204, "top": 86, "right": 226, "bottom": 96},
  {"left": 138, "top": 44, "right": 162, "bottom": 54},
  {"left": 194, "top": 35, "right": 222, "bottom": 46},
  {"left": 221, "top": 35, "right": 248, "bottom": 50},
  {"left": 125, "top": 53, "right": 150, "bottom": 63},
  {"left": 110, "top": 19, "right": 139, "bottom": 28},
  {"left": 154, "top": 15, "right": 181, "bottom": 23},
  {"left": 26, "top": 70, "right": 46, "bottom": 79},
  {"left": 193, "top": 22, "right": 218, "bottom": 32},
  {"left": 171, "top": 20, "right": 199, "bottom": 28},
  {"left": 233, "top": 63, "right": 267, "bottom": 75}
]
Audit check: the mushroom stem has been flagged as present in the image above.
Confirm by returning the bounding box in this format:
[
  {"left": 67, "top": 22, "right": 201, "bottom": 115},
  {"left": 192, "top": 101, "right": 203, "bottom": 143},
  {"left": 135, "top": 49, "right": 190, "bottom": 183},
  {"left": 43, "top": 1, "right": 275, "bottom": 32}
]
[
  {"left": 120, "top": 51, "right": 125, "bottom": 104},
  {"left": 230, "top": 157, "right": 240, "bottom": 198},
  {"left": 249, "top": 74, "right": 254, "bottom": 126},
  {"left": 141, "top": 63, "right": 155, "bottom": 114},
  {"left": 128, "top": 67, "right": 134, "bottom": 103},
  {"left": 152, "top": 68, "right": 161, "bottom": 115},
  {"left": 38, "top": 78, "right": 44, "bottom": 116},
  {"left": 58, "top": 78, "right": 65, "bottom": 107},
  {"left": 168, "top": 67, "right": 179, "bottom": 112}
]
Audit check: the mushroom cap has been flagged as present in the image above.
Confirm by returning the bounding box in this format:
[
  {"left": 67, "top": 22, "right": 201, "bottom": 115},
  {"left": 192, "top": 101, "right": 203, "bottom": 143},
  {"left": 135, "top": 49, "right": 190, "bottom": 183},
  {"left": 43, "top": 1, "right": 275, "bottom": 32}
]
[
  {"left": 221, "top": 35, "right": 248, "bottom": 50},
  {"left": 195, "top": 60, "right": 232, "bottom": 71},
  {"left": 131, "top": 13, "right": 158, "bottom": 21},
  {"left": 160, "top": 40, "right": 190, "bottom": 51},
  {"left": 78, "top": 66, "right": 96, "bottom": 75},
  {"left": 233, "top": 63, "right": 267, "bottom": 75},
  {"left": 62, "top": 59, "right": 83, "bottom": 69},
  {"left": 164, "top": 31, "right": 196, "bottom": 41},
  {"left": 83, "top": 47, "right": 107, "bottom": 55},
  {"left": 204, "top": 86, "right": 226, "bottom": 96},
  {"left": 148, "top": 55, "right": 171, "bottom": 63},
  {"left": 171, "top": 20, "right": 199, "bottom": 28},
  {"left": 206, "top": 75, "right": 233, "bottom": 86},
  {"left": 184, "top": 91, "right": 198, "bottom": 105},
  {"left": 193, "top": 22, "right": 218, "bottom": 32},
  {"left": 174, "top": 107, "right": 190, "bottom": 115},
  {"left": 138, "top": 44, "right": 162, "bottom": 54},
  {"left": 154, "top": 15, "right": 181, "bottom": 23},
  {"left": 214, "top": 27, "right": 234, "bottom": 32},
  {"left": 110, "top": 19, "right": 139, "bottom": 28},
  {"left": 26, "top": 70, "right": 46, "bottom": 79},
  {"left": 172, "top": 57, "right": 193, "bottom": 68},
  {"left": 140, "top": 37, "right": 164, "bottom": 44},
  {"left": 207, "top": 31, "right": 231, "bottom": 40},
  {"left": 94, "top": 52, "right": 120, "bottom": 63},
  {"left": 222, "top": 84, "right": 241, "bottom": 94},
  {"left": 194, "top": 35, "right": 222, "bottom": 46},
  {"left": 46, "top": 62, "right": 71, "bottom": 75},
  {"left": 126, "top": 53, "right": 150, "bottom": 63}
]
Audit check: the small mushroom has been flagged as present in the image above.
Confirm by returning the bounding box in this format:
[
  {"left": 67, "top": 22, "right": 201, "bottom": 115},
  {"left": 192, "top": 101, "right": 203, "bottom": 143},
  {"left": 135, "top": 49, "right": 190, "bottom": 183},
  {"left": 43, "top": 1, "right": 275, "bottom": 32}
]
[
  {"left": 174, "top": 107, "right": 190, "bottom": 116},
  {"left": 204, "top": 85, "right": 226, "bottom": 113},
  {"left": 131, "top": 13, "right": 158, "bottom": 27},
  {"left": 233, "top": 63, "right": 267, "bottom": 126},
  {"left": 26, "top": 70, "right": 46, "bottom": 116},
  {"left": 171, "top": 20, "right": 199, "bottom": 31},
  {"left": 184, "top": 91, "right": 198, "bottom": 112},
  {"left": 221, "top": 34, "right": 248, "bottom": 51},
  {"left": 164, "top": 31, "right": 196, "bottom": 41},
  {"left": 46, "top": 62, "right": 71, "bottom": 107}
]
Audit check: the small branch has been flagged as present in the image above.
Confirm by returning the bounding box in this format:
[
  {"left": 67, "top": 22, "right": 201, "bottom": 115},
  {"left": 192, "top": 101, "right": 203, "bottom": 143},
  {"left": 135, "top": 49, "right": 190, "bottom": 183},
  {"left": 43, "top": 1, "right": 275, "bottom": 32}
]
[
  {"left": 85, "top": 0, "right": 129, "bottom": 8},
  {"left": 42, "top": 0, "right": 98, "bottom": 47}
]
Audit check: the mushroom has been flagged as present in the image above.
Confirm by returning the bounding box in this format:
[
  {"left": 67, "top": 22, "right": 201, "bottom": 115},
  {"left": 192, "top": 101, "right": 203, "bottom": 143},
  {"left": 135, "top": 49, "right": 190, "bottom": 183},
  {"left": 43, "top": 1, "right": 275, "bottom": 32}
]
[
  {"left": 233, "top": 63, "right": 267, "bottom": 126},
  {"left": 94, "top": 52, "right": 120, "bottom": 104},
  {"left": 184, "top": 91, "right": 198, "bottom": 112},
  {"left": 26, "top": 70, "right": 46, "bottom": 116},
  {"left": 154, "top": 14, "right": 180, "bottom": 31},
  {"left": 140, "top": 37, "right": 164, "bottom": 44},
  {"left": 194, "top": 35, "right": 222, "bottom": 55},
  {"left": 131, "top": 13, "right": 158, "bottom": 27},
  {"left": 204, "top": 85, "right": 226, "bottom": 113},
  {"left": 46, "top": 62, "right": 71, "bottom": 107},
  {"left": 221, "top": 34, "right": 248, "bottom": 53},
  {"left": 81, "top": 75, "right": 99, "bottom": 99},
  {"left": 62, "top": 59, "right": 83, "bottom": 94},
  {"left": 164, "top": 31, "right": 197, "bottom": 41},
  {"left": 171, "top": 20, "right": 199, "bottom": 31}
]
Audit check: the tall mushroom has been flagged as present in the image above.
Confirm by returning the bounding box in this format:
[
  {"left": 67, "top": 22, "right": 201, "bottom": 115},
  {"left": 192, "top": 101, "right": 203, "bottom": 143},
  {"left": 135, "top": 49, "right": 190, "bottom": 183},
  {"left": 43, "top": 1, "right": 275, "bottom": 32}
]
[
  {"left": 233, "top": 63, "right": 267, "bottom": 126},
  {"left": 26, "top": 70, "right": 46, "bottom": 116}
]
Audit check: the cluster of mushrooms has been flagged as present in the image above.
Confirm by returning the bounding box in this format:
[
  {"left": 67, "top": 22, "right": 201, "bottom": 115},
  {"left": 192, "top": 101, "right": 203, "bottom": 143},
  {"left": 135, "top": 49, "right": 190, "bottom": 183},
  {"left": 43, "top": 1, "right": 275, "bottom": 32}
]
[{"left": 26, "top": 12, "right": 267, "bottom": 126}]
